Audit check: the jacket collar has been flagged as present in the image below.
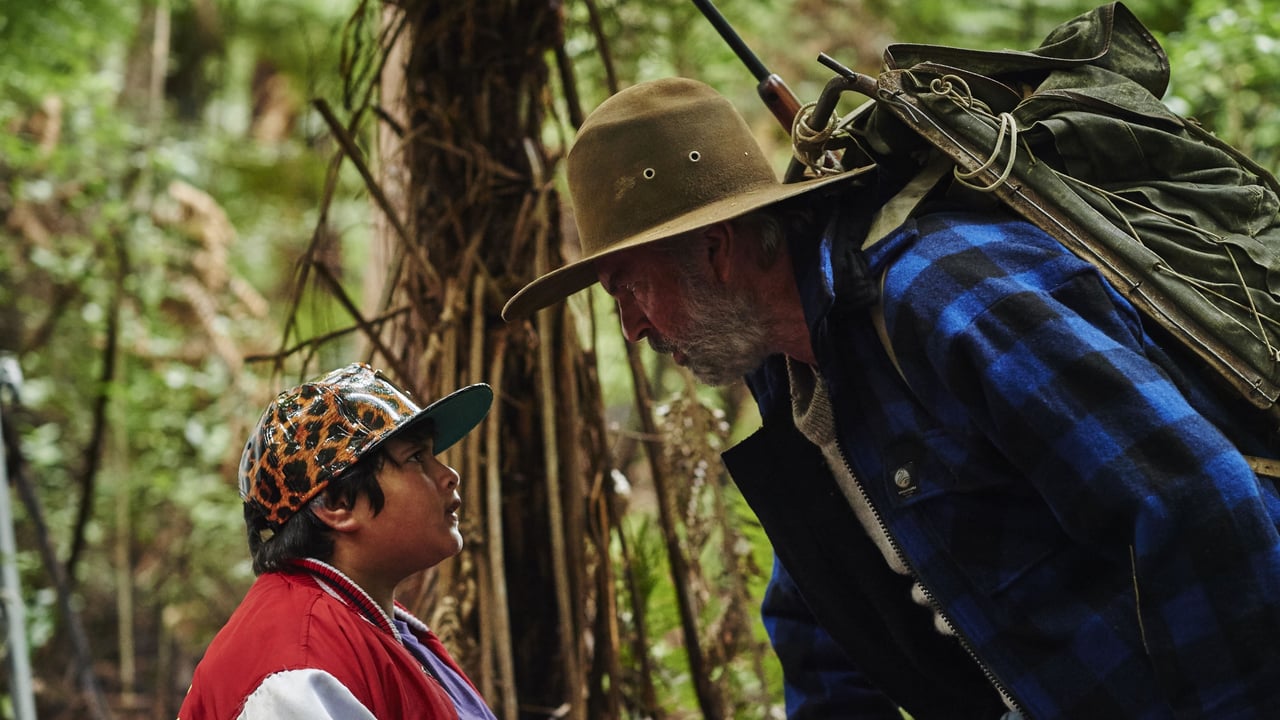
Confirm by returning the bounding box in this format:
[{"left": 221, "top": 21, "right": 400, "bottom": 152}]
[{"left": 289, "top": 558, "right": 405, "bottom": 638}]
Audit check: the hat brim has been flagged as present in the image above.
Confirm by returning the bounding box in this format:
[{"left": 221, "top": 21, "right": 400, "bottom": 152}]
[
  {"left": 501, "top": 165, "right": 873, "bottom": 320},
  {"left": 384, "top": 383, "right": 493, "bottom": 454}
]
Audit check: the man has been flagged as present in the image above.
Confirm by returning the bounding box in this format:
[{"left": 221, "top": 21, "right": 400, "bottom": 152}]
[
  {"left": 179, "top": 362, "right": 498, "bottom": 720},
  {"left": 501, "top": 77, "right": 1280, "bottom": 718}
]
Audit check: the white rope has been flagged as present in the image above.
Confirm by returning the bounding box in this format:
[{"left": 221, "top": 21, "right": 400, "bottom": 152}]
[
  {"left": 929, "top": 75, "right": 975, "bottom": 108},
  {"left": 926, "top": 74, "right": 1020, "bottom": 192},
  {"left": 952, "top": 112, "right": 1020, "bottom": 192},
  {"left": 791, "top": 100, "right": 843, "bottom": 176}
]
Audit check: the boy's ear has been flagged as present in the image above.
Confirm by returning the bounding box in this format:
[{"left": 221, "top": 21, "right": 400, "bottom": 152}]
[{"left": 312, "top": 495, "right": 361, "bottom": 534}]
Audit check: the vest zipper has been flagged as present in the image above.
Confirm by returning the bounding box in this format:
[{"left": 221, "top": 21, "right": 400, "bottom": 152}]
[{"left": 837, "top": 446, "right": 1028, "bottom": 717}]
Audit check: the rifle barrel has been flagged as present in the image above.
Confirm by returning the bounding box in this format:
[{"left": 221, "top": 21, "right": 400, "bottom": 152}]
[
  {"left": 692, "top": 0, "right": 803, "bottom": 128},
  {"left": 691, "top": 0, "right": 769, "bottom": 81}
]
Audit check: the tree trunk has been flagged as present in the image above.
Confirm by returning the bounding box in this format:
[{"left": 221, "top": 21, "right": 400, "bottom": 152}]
[{"left": 363, "top": 2, "right": 609, "bottom": 717}]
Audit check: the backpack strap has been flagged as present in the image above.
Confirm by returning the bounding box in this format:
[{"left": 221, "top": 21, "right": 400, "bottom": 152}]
[
  {"left": 1248, "top": 456, "right": 1280, "bottom": 480},
  {"left": 864, "top": 155, "right": 952, "bottom": 383},
  {"left": 862, "top": 155, "right": 953, "bottom": 254}
]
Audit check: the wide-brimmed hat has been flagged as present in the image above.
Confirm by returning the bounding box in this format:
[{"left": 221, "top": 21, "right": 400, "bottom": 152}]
[
  {"left": 502, "top": 77, "right": 870, "bottom": 320},
  {"left": 239, "top": 363, "right": 492, "bottom": 526}
]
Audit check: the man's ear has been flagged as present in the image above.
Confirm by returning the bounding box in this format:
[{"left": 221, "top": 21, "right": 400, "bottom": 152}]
[
  {"left": 311, "top": 495, "right": 361, "bottom": 534},
  {"left": 702, "top": 221, "right": 737, "bottom": 284}
]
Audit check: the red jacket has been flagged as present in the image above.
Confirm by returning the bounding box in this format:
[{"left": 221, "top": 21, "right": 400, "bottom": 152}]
[{"left": 179, "top": 564, "right": 472, "bottom": 719}]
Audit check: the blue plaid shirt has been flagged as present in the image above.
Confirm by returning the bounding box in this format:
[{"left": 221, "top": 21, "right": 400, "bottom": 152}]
[{"left": 735, "top": 209, "right": 1280, "bottom": 719}]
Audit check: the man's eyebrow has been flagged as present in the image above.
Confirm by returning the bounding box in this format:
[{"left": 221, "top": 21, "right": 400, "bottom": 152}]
[{"left": 599, "top": 270, "right": 619, "bottom": 295}]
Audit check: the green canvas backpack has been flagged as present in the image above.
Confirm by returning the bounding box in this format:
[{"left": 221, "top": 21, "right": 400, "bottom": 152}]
[{"left": 794, "top": 2, "right": 1279, "bottom": 474}]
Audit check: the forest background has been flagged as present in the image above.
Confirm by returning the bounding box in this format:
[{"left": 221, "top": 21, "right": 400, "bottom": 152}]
[{"left": 0, "top": 0, "right": 1276, "bottom": 718}]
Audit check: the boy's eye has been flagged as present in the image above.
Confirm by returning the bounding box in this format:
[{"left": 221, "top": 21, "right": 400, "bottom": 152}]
[{"left": 397, "top": 438, "right": 436, "bottom": 467}]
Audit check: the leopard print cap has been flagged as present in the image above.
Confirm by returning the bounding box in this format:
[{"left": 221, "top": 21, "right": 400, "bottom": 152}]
[{"left": 239, "top": 363, "right": 483, "bottom": 526}]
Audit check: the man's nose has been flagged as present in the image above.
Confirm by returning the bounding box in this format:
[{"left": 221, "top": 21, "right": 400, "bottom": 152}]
[{"left": 616, "top": 298, "right": 650, "bottom": 344}]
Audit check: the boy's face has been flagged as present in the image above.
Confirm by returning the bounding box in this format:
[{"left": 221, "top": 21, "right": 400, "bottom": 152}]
[{"left": 356, "top": 434, "right": 465, "bottom": 579}]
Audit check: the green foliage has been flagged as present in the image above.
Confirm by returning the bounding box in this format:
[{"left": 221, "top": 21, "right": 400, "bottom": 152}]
[
  {"left": 1159, "top": 0, "right": 1280, "bottom": 172},
  {"left": 1, "top": 0, "right": 368, "bottom": 710},
  {"left": 874, "top": 0, "right": 1194, "bottom": 47},
  {"left": 616, "top": 508, "right": 779, "bottom": 719},
  {"left": 561, "top": 0, "right": 794, "bottom": 135},
  {"left": 0, "top": 0, "right": 133, "bottom": 101}
]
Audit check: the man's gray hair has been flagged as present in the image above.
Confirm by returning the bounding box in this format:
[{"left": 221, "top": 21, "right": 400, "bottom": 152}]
[
  {"left": 657, "top": 198, "right": 811, "bottom": 270},
  {"left": 731, "top": 211, "right": 786, "bottom": 267}
]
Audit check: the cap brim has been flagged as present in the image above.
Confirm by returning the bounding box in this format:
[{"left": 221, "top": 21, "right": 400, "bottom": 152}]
[
  {"left": 501, "top": 165, "right": 873, "bottom": 320},
  {"left": 388, "top": 383, "right": 493, "bottom": 454}
]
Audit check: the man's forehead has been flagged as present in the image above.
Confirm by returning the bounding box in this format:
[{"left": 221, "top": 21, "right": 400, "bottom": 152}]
[
  {"left": 594, "top": 251, "right": 637, "bottom": 291},
  {"left": 595, "top": 243, "right": 670, "bottom": 287}
]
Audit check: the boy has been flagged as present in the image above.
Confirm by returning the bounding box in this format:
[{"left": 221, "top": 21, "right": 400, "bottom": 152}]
[{"left": 179, "top": 363, "right": 497, "bottom": 719}]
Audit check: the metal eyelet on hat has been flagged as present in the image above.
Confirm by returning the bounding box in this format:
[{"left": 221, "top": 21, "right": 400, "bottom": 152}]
[
  {"left": 688, "top": 151, "right": 701, "bottom": 162},
  {"left": 643, "top": 168, "right": 656, "bottom": 179}
]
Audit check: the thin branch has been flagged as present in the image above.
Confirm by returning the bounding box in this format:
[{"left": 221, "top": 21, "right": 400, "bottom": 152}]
[
  {"left": 66, "top": 231, "right": 126, "bottom": 581},
  {"left": 313, "top": 97, "right": 442, "bottom": 296},
  {"left": 310, "top": 261, "right": 415, "bottom": 384},
  {"left": 485, "top": 336, "right": 518, "bottom": 720},
  {"left": 276, "top": 150, "right": 345, "bottom": 374},
  {"left": 4, "top": 403, "right": 114, "bottom": 719},
  {"left": 245, "top": 306, "right": 411, "bottom": 365},
  {"left": 529, "top": 119, "right": 585, "bottom": 717},
  {"left": 468, "top": 276, "right": 495, "bottom": 702},
  {"left": 538, "top": 302, "right": 583, "bottom": 720},
  {"left": 583, "top": 0, "right": 619, "bottom": 95},
  {"left": 26, "top": 284, "right": 79, "bottom": 353},
  {"left": 625, "top": 342, "right": 724, "bottom": 719}
]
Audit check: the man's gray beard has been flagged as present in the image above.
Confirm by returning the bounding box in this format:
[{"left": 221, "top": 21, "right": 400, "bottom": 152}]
[{"left": 649, "top": 275, "right": 775, "bottom": 387}]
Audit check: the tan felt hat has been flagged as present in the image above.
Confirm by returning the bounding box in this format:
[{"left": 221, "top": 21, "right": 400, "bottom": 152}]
[{"left": 502, "top": 77, "right": 870, "bottom": 320}]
